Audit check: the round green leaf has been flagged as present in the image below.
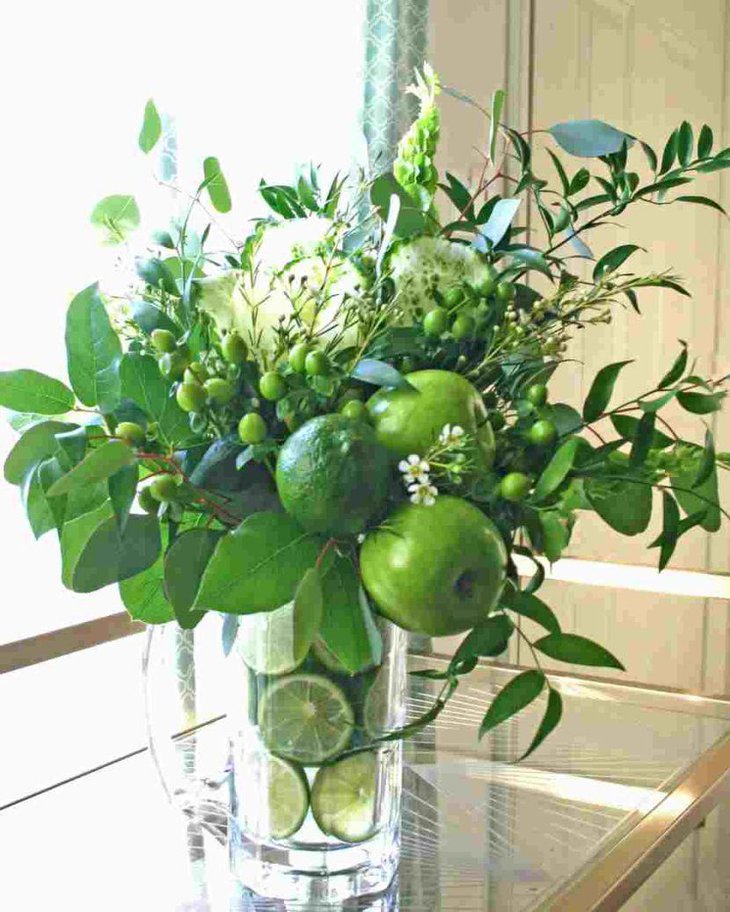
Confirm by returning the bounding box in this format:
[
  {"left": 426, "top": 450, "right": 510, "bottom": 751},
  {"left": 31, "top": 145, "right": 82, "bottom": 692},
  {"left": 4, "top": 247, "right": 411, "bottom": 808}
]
[
  {"left": 90, "top": 195, "right": 140, "bottom": 245},
  {"left": 4, "top": 420, "right": 75, "bottom": 484},
  {"left": 548, "top": 120, "right": 632, "bottom": 158},
  {"left": 120, "top": 553, "right": 174, "bottom": 625},
  {"left": 70, "top": 513, "right": 161, "bottom": 593},
  {"left": 65, "top": 284, "right": 122, "bottom": 411}
]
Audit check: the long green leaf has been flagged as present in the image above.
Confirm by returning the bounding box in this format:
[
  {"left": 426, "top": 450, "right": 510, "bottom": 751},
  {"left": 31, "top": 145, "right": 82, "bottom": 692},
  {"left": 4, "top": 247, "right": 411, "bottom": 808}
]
[
  {"left": 47, "top": 441, "right": 134, "bottom": 497},
  {"left": 534, "top": 632, "right": 625, "bottom": 669},
  {"left": 120, "top": 551, "right": 174, "bottom": 624},
  {"left": 452, "top": 614, "right": 513, "bottom": 668},
  {"left": 502, "top": 588, "right": 561, "bottom": 634},
  {"left": 0, "top": 370, "right": 75, "bottom": 415},
  {"left": 65, "top": 284, "right": 122, "bottom": 411},
  {"left": 138, "top": 99, "right": 162, "bottom": 154},
  {"left": 164, "top": 528, "right": 223, "bottom": 628},
  {"left": 489, "top": 89, "right": 506, "bottom": 164},
  {"left": 203, "top": 157, "right": 232, "bottom": 213},
  {"left": 592, "top": 244, "right": 642, "bottom": 280},
  {"left": 68, "top": 513, "right": 161, "bottom": 593},
  {"left": 4, "top": 420, "right": 74, "bottom": 484},
  {"left": 657, "top": 491, "right": 680, "bottom": 571},
  {"left": 583, "top": 360, "right": 633, "bottom": 422},
  {"left": 108, "top": 463, "right": 138, "bottom": 535},
  {"left": 658, "top": 342, "right": 688, "bottom": 388},
  {"left": 520, "top": 687, "right": 563, "bottom": 760},
  {"left": 119, "top": 353, "right": 190, "bottom": 447},
  {"left": 479, "top": 670, "right": 545, "bottom": 740},
  {"left": 534, "top": 438, "right": 580, "bottom": 501},
  {"left": 675, "top": 196, "right": 727, "bottom": 215}
]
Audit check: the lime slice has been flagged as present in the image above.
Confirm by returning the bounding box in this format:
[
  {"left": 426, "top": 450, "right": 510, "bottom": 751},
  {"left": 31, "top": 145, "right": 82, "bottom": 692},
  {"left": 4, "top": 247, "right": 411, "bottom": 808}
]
[
  {"left": 265, "top": 754, "right": 310, "bottom": 840},
  {"left": 258, "top": 673, "right": 355, "bottom": 764},
  {"left": 311, "top": 752, "right": 379, "bottom": 843},
  {"left": 238, "top": 601, "right": 304, "bottom": 676}
]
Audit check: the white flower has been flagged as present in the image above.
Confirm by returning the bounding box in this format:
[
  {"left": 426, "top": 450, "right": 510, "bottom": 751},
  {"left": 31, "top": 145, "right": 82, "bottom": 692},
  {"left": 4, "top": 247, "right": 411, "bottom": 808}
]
[
  {"left": 408, "top": 481, "right": 438, "bottom": 506},
  {"left": 398, "top": 454, "right": 430, "bottom": 484},
  {"left": 439, "top": 424, "right": 465, "bottom": 446}
]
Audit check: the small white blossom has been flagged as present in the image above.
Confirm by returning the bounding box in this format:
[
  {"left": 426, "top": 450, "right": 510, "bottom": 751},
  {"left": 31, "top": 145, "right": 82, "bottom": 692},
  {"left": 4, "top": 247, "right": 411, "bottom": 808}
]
[
  {"left": 439, "top": 424, "right": 465, "bottom": 446},
  {"left": 398, "top": 454, "right": 430, "bottom": 484},
  {"left": 408, "top": 481, "right": 439, "bottom": 506},
  {"left": 356, "top": 533, "right": 366, "bottom": 544}
]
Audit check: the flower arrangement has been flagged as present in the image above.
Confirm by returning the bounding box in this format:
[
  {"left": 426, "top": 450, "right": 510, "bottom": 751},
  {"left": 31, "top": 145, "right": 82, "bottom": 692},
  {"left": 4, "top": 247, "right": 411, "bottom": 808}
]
[{"left": 3, "top": 66, "right": 729, "bottom": 771}]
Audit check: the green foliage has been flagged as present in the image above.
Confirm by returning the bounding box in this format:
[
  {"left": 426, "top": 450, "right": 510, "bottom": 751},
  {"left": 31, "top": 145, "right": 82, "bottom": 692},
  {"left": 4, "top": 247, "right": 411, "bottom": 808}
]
[
  {"left": 583, "top": 361, "right": 632, "bottom": 422},
  {"left": 90, "top": 195, "right": 140, "bottom": 245},
  {"left": 548, "top": 119, "right": 632, "bottom": 158},
  {"left": 534, "top": 632, "right": 625, "bottom": 669},
  {"left": 0, "top": 370, "right": 75, "bottom": 415},
  {"left": 138, "top": 99, "right": 162, "bottom": 154},
  {"left": 370, "top": 173, "right": 425, "bottom": 237},
  {"left": 65, "top": 285, "right": 122, "bottom": 411},
  {"left": 4, "top": 420, "right": 74, "bottom": 484},
  {"left": 120, "top": 552, "right": 174, "bottom": 624},
  {"left": 108, "top": 464, "right": 138, "bottom": 534},
  {"left": 202, "top": 157, "right": 232, "bottom": 213},
  {"left": 293, "top": 567, "right": 324, "bottom": 661},
  {"left": 164, "top": 528, "right": 222, "bottom": 628},
  {"left": 119, "top": 354, "right": 189, "bottom": 447},
  {"left": 479, "top": 670, "right": 544, "bottom": 739},
  {"left": 319, "top": 553, "right": 382, "bottom": 674},
  {"left": 46, "top": 440, "right": 134, "bottom": 496}
]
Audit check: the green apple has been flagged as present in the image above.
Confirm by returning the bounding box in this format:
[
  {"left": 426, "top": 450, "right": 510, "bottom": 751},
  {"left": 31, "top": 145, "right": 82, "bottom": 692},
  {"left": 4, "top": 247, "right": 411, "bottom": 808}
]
[
  {"left": 366, "top": 370, "right": 495, "bottom": 465},
  {"left": 360, "top": 495, "right": 508, "bottom": 636}
]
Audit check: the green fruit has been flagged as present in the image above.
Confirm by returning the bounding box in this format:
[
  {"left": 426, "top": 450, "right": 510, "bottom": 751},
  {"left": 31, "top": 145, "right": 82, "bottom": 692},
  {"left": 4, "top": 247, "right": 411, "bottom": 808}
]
[
  {"left": 500, "top": 472, "right": 531, "bottom": 502},
  {"left": 366, "top": 370, "right": 495, "bottom": 467},
  {"left": 204, "top": 377, "right": 235, "bottom": 405},
  {"left": 222, "top": 333, "right": 248, "bottom": 364},
  {"left": 496, "top": 281, "right": 516, "bottom": 303},
  {"left": 138, "top": 486, "right": 158, "bottom": 514},
  {"left": 474, "top": 265, "right": 498, "bottom": 297},
  {"left": 526, "top": 383, "right": 548, "bottom": 407},
  {"left": 360, "top": 495, "right": 508, "bottom": 637},
  {"left": 158, "top": 351, "right": 189, "bottom": 380},
  {"left": 239, "top": 413, "right": 267, "bottom": 445},
  {"left": 183, "top": 368, "right": 203, "bottom": 387},
  {"left": 311, "top": 752, "right": 379, "bottom": 843},
  {"left": 262, "top": 754, "right": 310, "bottom": 840},
  {"left": 443, "top": 286, "right": 465, "bottom": 309},
  {"left": 150, "top": 474, "right": 181, "bottom": 502},
  {"left": 116, "top": 421, "right": 145, "bottom": 447},
  {"left": 151, "top": 328, "right": 177, "bottom": 353},
  {"left": 529, "top": 419, "right": 557, "bottom": 447},
  {"left": 276, "top": 414, "right": 390, "bottom": 537},
  {"left": 423, "top": 307, "right": 450, "bottom": 337},
  {"left": 304, "top": 350, "right": 330, "bottom": 377},
  {"left": 451, "top": 313, "right": 476, "bottom": 341},
  {"left": 259, "top": 371, "right": 287, "bottom": 401},
  {"left": 289, "top": 343, "right": 311, "bottom": 374},
  {"left": 340, "top": 399, "right": 368, "bottom": 422},
  {"left": 176, "top": 382, "right": 207, "bottom": 413},
  {"left": 258, "top": 672, "right": 355, "bottom": 764},
  {"left": 238, "top": 602, "right": 307, "bottom": 676}
]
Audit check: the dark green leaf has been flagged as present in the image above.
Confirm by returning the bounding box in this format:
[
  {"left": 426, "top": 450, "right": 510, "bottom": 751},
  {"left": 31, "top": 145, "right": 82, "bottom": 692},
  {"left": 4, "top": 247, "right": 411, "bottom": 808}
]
[
  {"left": 479, "top": 670, "right": 545, "bottom": 739},
  {"left": 203, "top": 157, "right": 232, "bottom": 213},
  {"left": 697, "top": 125, "right": 714, "bottom": 159},
  {"left": 694, "top": 429, "right": 716, "bottom": 488},
  {"left": 539, "top": 511, "right": 569, "bottom": 561},
  {"left": 195, "top": 512, "right": 322, "bottom": 614},
  {"left": 370, "top": 172, "right": 425, "bottom": 237},
  {"left": 47, "top": 440, "right": 134, "bottom": 497},
  {"left": 489, "top": 89, "right": 506, "bottom": 164},
  {"left": 502, "top": 588, "right": 561, "bottom": 634},
  {"left": 119, "top": 353, "right": 189, "bottom": 447},
  {"left": 657, "top": 492, "right": 680, "bottom": 571},
  {"left": 671, "top": 447, "right": 721, "bottom": 532},
  {"left": 611, "top": 414, "right": 673, "bottom": 449},
  {"left": 135, "top": 258, "right": 179, "bottom": 296},
  {"left": 585, "top": 474, "right": 652, "bottom": 535},
  {"left": 635, "top": 177, "right": 692, "bottom": 198},
  {"left": 90, "top": 195, "right": 140, "bottom": 245},
  {"left": 639, "top": 141, "right": 658, "bottom": 172},
  {"left": 640, "top": 389, "right": 678, "bottom": 413},
  {"left": 677, "top": 121, "right": 694, "bottom": 166},
  {"left": 164, "top": 528, "right": 223, "bottom": 628},
  {"left": 56, "top": 426, "right": 89, "bottom": 468},
  {"left": 293, "top": 567, "right": 324, "bottom": 659},
  {"left": 568, "top": 168, "right": 591, "bottom": 195},
  {"left": 659, "top": 342, "right": 688, "bottom": 388},
  {"left": 440, "top": 172, "right": 473, "bottom": 214},
  {"left": 534, "top": 632, "right": 624, "bottom": 669},
  {"left": 676, "top": 390, "right": 724, "bottom": 415},
  {"left": 659, "top": 129, "right": 678, "bottom": 174},
  {"left": 508, "top": 247, "right": 554, "bottom": 278},
  {"left": 351, "top": 358, "right": 414, "bottom": 390},
  {"left": 297, "top": 175, "right": 318, "bottom": 211},
  {"left": 583, "top": 360, "right": 633, "bottom": 422},
  {"left": 320, "top": 554, "right": 383, "bottom": 674},
  {"left": 695, "top": 159, "right": 730, "bottom": 174},
  {"left": 520, "top": 687, "right": 563, "bottom": 760},
  {"left": 546, "top": 150, "right": 569, "bottom": 194},
  {"left": 548, "top": 120, "right": 632, "bottom": 158},
  {"left": 547, "top": 403, "right": 583, "bottom": 436},
  {"left": 108, "top": 463, "right": 138, "bottom": 535},
  {"left": 138, "top": 99, "right": 162, "bottom": 154},
  {"left": 0, "top": 370, "right": 75, "bottom": 415},
  {"left": 592, "top": 244, "right": 642, "bottom": 280},
  {"left": 65, "top": 284, "right": 122, "bottom": 411},
  {"left": 130, "top": 300, "right": 178, "bottom": 336},
  {"left": 629, "top": 412, "right": 656, "bottom": 469},
  {"left": 20, "top": 462, "right": 57, "bottom": 539},
  {"left": 3, "top": 420, "right": 74, "bottom": 484},
  {"left": 120, "top": 552, "right": 174, "bottom": 624},
  {"left": 675, "top": 196, "right": 726, "bottom": 215},
  {"left": 37, "top": 457, "right": 66, "bottom": 531},
  {"left": 534, "top": 437, "right": 580, "bottom": 501},
  {"left": 452, "top": 614, "right": 513, "bottom": 667},
  {"left": 480, "top": 198, "right": 521, "bottom": 247}
]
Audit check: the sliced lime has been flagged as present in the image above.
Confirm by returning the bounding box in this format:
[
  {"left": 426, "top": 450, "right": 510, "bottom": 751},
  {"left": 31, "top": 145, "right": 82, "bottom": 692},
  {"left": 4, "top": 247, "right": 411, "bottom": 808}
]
[
  {"left": 266, "top": 754, "right": 310, "bottom": 840},
  {"left": 238, "top": 601, "right": 304, "bottom": 676},
  {"left": 311, "top": 752, "right": 379, "bottom": 843},
  {"left": 258, "top": 673, "right": 355, "bottom": 764}
]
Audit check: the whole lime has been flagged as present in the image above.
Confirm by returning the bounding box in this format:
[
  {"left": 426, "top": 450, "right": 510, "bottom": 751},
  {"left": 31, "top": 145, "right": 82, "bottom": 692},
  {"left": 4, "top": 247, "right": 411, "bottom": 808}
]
[
  {"left": 500, "top": 472, "right": 531, "bottom": 502},
  {"left": 205, "top": 377, "right": 235, "bottom": 405},
  {"left": 305, "top": 350, "right": 330, "bottom": 377},
  {"left": 276, "top": 414, "right": 390, "bottom": 537},
  {"left": 366, "top": 370, "right": 495, "bottom": 467},
  {"left": 529, "top": 419, "right": 557, "bottom": 447},
  {"left": 222, "top": 333, "right": 247, "bottom": 364},
  {"left": 260, "top": 372, "right": 287, "bottom": 401},
  {"left": 473, "top": 264, "right": 498, "bottom": 297},
  {"left": 239, "top": 413, "right": 267, "bottom": 445},
  {"left": 177, "top": 382, "right": 207, "bottom": 413},
  {"left": 526, "top": 383, "right": 548, "bottom": 407},
  {"left": 452, "top": 313, "right": 476, "bottom": 341},
  {"left": 423, "top": 307, "right": 449, "bottom": 337},
  {"left": 496, "top": 281, "right": 516, "bottom": 303},
  {"left": 137, "top": 486, "right": 158, "bottom": 514},
  {"left": 340, "top": 399, "right": 368, "bottom": 422},
  {"left": 158, "top": 351, "right": 189, "bottom": 380},
  {"left": 360, "top": 496, "right": 507, "bottom": 636},
  {"left": 150, "top": 474, "right": 181, "bottom": 503},
  {"left": 289, "top": 343, "right": 311, "bottom": 374}
]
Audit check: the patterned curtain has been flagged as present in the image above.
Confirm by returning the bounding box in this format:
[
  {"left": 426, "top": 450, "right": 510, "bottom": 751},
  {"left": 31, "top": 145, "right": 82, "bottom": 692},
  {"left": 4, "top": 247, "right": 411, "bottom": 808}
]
[{"left": 363, "top": 0, "right": 430, "bottom": 171}]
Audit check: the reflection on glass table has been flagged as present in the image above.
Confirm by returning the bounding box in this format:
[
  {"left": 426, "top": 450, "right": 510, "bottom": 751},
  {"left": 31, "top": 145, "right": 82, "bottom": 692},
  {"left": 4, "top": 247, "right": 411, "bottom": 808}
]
[{"left": 1, "top": 649, "right": 730, "bottom": 911}]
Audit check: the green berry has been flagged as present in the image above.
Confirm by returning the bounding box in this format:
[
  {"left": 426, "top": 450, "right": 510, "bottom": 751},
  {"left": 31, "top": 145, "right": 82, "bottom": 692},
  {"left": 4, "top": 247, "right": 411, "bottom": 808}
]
[
  {"left": 496, "top": 281, "right": 516, "bottom": 303},
  {"left": 443, "top": 286, "right": 465, "bottom": 309},
  {"left": 204, "top": 377, "right": 235, "bottom": 405},
  {"left": 222, "top": 333, "right": 248, "bottom": 364},
  {"left": 488, "top": 411, "right": 506, "bottom": 432},
  {"left": 151, "top": 329, "right": 177, "bottom": 353},
  {"left": 176, "top": 382, "right": 207, "bottom": 413},
  {"left": 138, "top": 486, "right": 159, "bottom": 514},
  {"left": 158, "top": 351, "right": 189, "bottom": 380},
  {"left": 529, "top": 419, "right": 557, "bottom": 447},
  {"left": 500, "top": 472, "right": 531, "bottom": 503},
  {"left": 238, "top": 412, "right": 267, "bottom": 445},
  {"left": 474, "top": 265, "right": 498, "bottom": 297},
  {"left": 340, "top": 399, "right": 368, "bottom": 421},
  {"left": 525, "top": 383, "right": 549, "bottom": 407},
  {"left": 259, "top": 371, "right": 287, "bottom": 401},
  {"left": 304, "top": 350, "right": 330, "bottom": 377},
  {"left": 186, "top": 361, "right": 209, "bottom": 383},
  {"left": 116, "top": 421, "right": 145, "bottom": 447},
  {"left": 423, "top": 307, "right": 450, "bottom": 337},
  {"left": 150, "top": 474, "right": 181, "bottom": 503},
  {"left": 451, "top": 313, "right": 476, "bottom": 341},
  {"left": 289, "top": 342, "right": 311, "bottom": 374}
]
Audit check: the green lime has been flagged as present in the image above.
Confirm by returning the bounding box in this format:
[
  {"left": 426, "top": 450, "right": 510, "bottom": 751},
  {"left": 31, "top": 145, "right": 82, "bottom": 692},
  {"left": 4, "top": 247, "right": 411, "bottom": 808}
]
[
  {"left": 526, "top": 383, "right": 548, "bottom": 407},
  {"left": 116, "top": 421, "right": 145, "bottom": 447},
  {"left": 264, "top": 754, "right": 310, "bottom": 840},
  {"left": 289, "top": 343, "right": 311, "bottom": 374},
  {"left": 238, "top": 602, "right": 306, "bottom": 676},
  {"left": 222, "top": 333, "right": 248, "bottom": 364},
  {"left": 473, "top": 265, "right": 498, "bottom": 297},
  {"left": 500, "top": 472, "right": 531, "bottom": 502},
  {"left": 151, "top": 328, "right": 177, "bottom": 353},
  {"left": 529, "top": 419, "right": 557, "bottom": 447},
  {"left": 260, "top": 372, "right": 287, "bottom": 401},
  {"left": 311, "top": 752, "right": 379, "bottom": 843},
  {"left": 452, "top": 313, "right": 475, "bottom": 341},
  {"left": 442, "top": 286, "right": 465, "bottom": 309},
  {"left": 276, "top": 414, "right": 390, "bottom": 537},
  {"left": 305, "top": 350, "right": 330, "bottom": 377},
  {"left": 158, "top": 351, "right": 189, "bottom": 380},
  {"left": 258, "top": 673, "right": 355, "bottom": 765},
  {"left": 423, "top": 307, "right": 449, "bottom": 337},
  {"left": 239, "top": 412, "right": 267, "bottom": 445}
]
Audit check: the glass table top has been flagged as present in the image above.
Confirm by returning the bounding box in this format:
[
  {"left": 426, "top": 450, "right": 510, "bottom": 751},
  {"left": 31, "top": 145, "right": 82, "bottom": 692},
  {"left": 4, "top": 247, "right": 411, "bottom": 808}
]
[{"left": 1, "top": 652, "right": 730, "bottom": 911}]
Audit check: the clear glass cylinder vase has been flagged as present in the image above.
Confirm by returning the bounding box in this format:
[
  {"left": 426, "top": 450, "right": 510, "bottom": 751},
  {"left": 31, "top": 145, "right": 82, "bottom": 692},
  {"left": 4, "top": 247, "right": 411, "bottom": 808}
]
[{"left": 144, "top": 613, "right": 407, "bottom": 905}]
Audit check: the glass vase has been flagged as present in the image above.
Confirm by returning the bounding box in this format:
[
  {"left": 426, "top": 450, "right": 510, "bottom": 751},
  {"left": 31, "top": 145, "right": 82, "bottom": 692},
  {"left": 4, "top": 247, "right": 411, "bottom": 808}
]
[{"left": 144, "top": 612, "right": 407, "bottom": 904}]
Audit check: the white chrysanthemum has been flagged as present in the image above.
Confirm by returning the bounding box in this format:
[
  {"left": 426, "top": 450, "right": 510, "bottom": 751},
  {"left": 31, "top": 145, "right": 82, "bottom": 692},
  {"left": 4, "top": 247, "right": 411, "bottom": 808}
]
[
  {"left": 398, "top": 454, "right": 430, "bottom": 485},
  {"left": 408, "top": 480, "right": 438, "bottom": 506},
  {"left": 389, "top": 237, "right": 490, "bottom": 314},
  {"left": 197, "top": 217, "right": 361, "bottom": 355}
]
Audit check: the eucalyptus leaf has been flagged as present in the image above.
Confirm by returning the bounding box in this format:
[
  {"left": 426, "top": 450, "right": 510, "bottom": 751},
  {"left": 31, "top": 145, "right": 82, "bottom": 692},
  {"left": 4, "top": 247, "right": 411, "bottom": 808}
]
[
  {"left": 480, "top": 198, "right": 521, "bottom": 247},
  {"left": 548, "top": 120, "right": 632, "bottom": 158},
  {"left": 479, "top": 670, "right": 545, "bottom": 740},
  {"left": 370, "top": 172, "right": 425, "bottom": 237},
  {"left": 138, "top": 99, "right": 162, "bottom": 154},
  {"left": 120, "top": 552, "right": 174, "bottom": 624},
  {"left": 119, "top": 353, "right": 190, "bottom": 447},
  {"left": 4, "top": 420, "right": 74, "bottom": 484},
  {"left": 47, "top": 441, "right": 134, "bottom": 497},
  {"left": 65, "top": 284, "right": 122, "bottom": 411},
  {"left": 508, "top": 247, "right": 554, "bottom": 278},
  {"left": 0, "top": 370, "right": 75, "bottom": 415},
  {"left": 534, "top": 632, "right": 625, "bottom": 669},
  {"left": 164, "top": 528, "right": 223, "bottom": 628},
  {"left": 90, "top": 195, "right": 140, "bottom": 245},
  {"left": 520, "top": 687, "right": 563, "bottom": 759},
  {"left": 203, "top": 157, "right": 232, "bottom": 213},
  {"left": 583, "top": 360, "right": 633, "bottom": 422}
]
